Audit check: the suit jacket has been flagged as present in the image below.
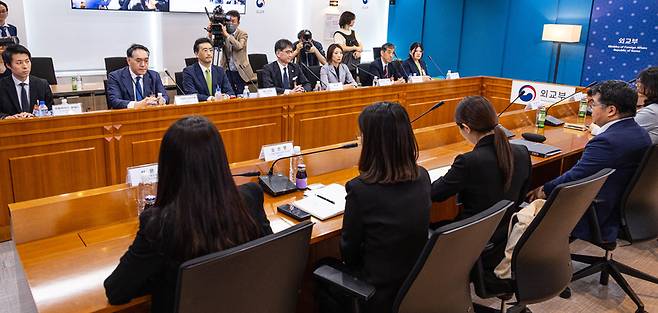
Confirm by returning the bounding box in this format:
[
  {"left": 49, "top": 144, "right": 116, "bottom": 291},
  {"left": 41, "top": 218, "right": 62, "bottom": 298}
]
[
  {"left": 402, "top": 58, "right": 429, "bottom": 79},
  {"left": 182, "top": 63, "right": 235, "bottom": 101},
  {"left": 260, "top": 61, "right": 311, "bottom": 94},
  {"left": 221, "top": 28, "right": 256, "bottom": 83},
  {"left": 544, "top": 118, "right": 651, "bottom": 242},
  {"left": 371, "top": 57, "right": 402, "bottom": 80},
  {"left": 104, "top": 183, "right": 273, "bottom": 313},
  {"left": 0, "top": 75, "right": 54, "bottom": 119},
  {"left": 106, "top": 67, "right": 169, "bottom": 109},
  {"left": 319, "top": 63, "right": 356, "bottom": 88},
  {"left": 341, "top": 167, "right": 431, "bottom": 313},
  {"left": 1, "top": 24, "right": 17, "bottom": 37},
  {"left": 635, "top": 103, "right": 658, "bottom": 144}
]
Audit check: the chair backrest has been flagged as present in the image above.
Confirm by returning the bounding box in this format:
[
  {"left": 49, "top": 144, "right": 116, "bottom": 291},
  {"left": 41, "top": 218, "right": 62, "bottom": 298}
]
[
  {"left": 620, "top": 144, "right": 658, "bottom": 242},
  {"left": 302, "top": 65, "right": 322, "bottom": 89},
  {"left": 104, "top": 57, "right": 127, "bottom": 77},
  {"left": 31, "top": 57, "right": 57, "bottom": 85},
  {"left": 357, "top": 62, "right": 372, "bottom": 86},
  {"left": 248, "top": 53, "right": 268, "bottom": 73},
  {"left": 174, "top": 221, "right": 313, "bottom": 313},
  {"left": 512, "top": 168, "right": 614, "bottom": 304},
  {"left": 393, "top": 200, "right": 512, "bottom": 313},
  {"left": 174, "top": 72, "right": 184, "bottom": 95},
  {"left": 373, "top": 47, "right": 382, "bottom": 58},
  {"left": 256, "top": 69, "right": 265, "bottom": 88},
  {"left": 184, "top": 57, "right": 196, "bottom": 67}
]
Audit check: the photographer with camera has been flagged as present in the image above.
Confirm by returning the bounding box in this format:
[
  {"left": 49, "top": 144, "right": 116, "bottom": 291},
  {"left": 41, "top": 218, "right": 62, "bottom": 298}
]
[
  {"left": 216, "top": 10, "right": 256, "bottom": 95},
  {"left": 292, "top": 30, "right": 326, "bottom": 67}
]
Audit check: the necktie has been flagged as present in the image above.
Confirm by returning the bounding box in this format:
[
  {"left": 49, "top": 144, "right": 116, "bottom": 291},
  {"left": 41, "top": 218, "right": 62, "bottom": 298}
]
[
  {"left": 283, "top": 67, "right": 290, "bottom": 89},
  {"left": 0, "top": 27, "right": 6, "bottom": 37},
  {"left": 134, "top": 76, "right": 143, "bottom": 101},
  {"left": 205, "top": 68, "right": 213, "bottom": 95},
  {"left": 384, "top": 64, "right": 389, "bottom": 78},
  {"left": 19, "top": 82, "right": 29, "bottom": 112}
]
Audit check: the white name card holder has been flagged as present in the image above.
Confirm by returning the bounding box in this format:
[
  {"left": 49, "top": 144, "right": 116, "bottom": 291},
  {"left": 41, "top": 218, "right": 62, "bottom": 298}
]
[
  {"left": 446, "top": 72, "right": 460, "bottom": 79},
  {"left": 126, "top": 163, "right": 159, "bottom": 187},
  {"left": 174, "top": 94, "right": 199, "bottom": 105},
  {"left": 259, "top": 141, "right": 294, "bottom": 162},
  {"left": 409, "top": 75, "right": 427, "bottom": 83},
  {"left": 327, "top": 83, "right": 344, "bottom": 91},
  {"left": 258, "top": 88, "right": 277, "bottom": 98},
  {"left": 378, "top": 78, "right": 393, "bottom": 86},
  {"left": 52, "top": 103, "right": 83, "bottom": 116}
]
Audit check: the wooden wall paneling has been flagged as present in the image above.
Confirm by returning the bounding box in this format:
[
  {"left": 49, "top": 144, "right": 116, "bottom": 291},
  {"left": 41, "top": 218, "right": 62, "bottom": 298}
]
[{"left": 481, "top": 76, "right": 513, "bottom": 111}]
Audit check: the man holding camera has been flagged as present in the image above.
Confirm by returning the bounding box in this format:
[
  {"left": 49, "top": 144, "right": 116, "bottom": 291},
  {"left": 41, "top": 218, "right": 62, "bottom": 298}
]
[
  {"left": 219, "top": 10, "right": 256, "bottom": 95},
  {"left": 292, "top": 30, "right": 326, "bottom": 67}
]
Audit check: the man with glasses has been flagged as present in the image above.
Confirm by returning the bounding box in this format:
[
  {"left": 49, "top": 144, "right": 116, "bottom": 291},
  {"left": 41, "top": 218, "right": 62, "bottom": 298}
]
[
  {"left": 107, "top": 44, "right": 168, "bottom": 109},
  {"left": 0, "top": 1, "right": 17, "bottom": 39},
  {"left": 260, "top": 39, "right": 311, "bottom": 94},
  {"left": 528, "top": 80, "right": 650, "bottom": 242}
]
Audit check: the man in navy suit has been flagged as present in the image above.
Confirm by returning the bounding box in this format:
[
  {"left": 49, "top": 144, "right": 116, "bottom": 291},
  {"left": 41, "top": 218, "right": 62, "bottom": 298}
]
[
  {"left": 260, "top": 39, "right": 311, "bottom": 95},
  {"left": 529, "top": 80, "right": 651, "bottom": 242},
  {"left": 182, "top": 38, "right": 234, "bottom": 102},
  {"left": 0, "top": 45, "right": 53, "bottom": 119},
  {"left": 107, "top": 44, "right": 168, "bottom": 109},
  {"left": 365, "top": 43, "right": 405, "bottom": 86},
  {"left": 0, "top": 1, "right": 18, "bottom": 38}
]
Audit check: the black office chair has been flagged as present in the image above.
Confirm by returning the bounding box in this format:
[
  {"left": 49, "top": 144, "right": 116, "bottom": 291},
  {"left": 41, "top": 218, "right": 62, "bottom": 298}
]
[
  {"left": 568, "top": 144, "right": 658, "bottom": 313},
  {"left": 472, "top": 168, "right": 615, "bottom": 313},
  {"left": 256, "top": 69, "right": 265, "bottom": 89},
  {"left": 248, "top": 53, "right": 268, "bottom": 73},
  {"left": 314, "top": 200, "right": 513, "bottom": 313},
  {"left": 104, "top": 57, "right": 127, "bottom": 77},
  {"left": 184, "top": 57, "right": 196, "bottom": 67},
  {"left": 31, "top": 57, "right": 57, "bottom": 85},
  {"left": 301, "top": 65, "right": 322, "bottom": 89},
  {"left": 373, "top": 47, "right": 382, "bottom": 58},
  {"left": 174, "top": 221, "right": 313, "bottom": 313},
  {"left": 357, "top": 63, "right": 373, "bottom": 86},
  {"left": 174, "top": 72, "right": 184, "bottom": 95}
]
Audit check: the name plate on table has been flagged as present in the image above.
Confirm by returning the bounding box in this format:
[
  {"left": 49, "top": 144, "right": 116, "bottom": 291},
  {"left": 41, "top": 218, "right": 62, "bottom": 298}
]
[
  {"left": 327, "top": 83, "right": 343, "bottom": 91},
  {"left": 52, "top": 103, "right": 83, "bottom": 116},
  {"left": 259, "top": 141, "right": 294, "bottom": 162},
  {"left": 126, "top": 163, "right": 159, "bottom": 186},
  {"left": 378, "top": 78, "right": 392, "bottom": 86},
  {"left": 174, "top": 94, "right": 199, "bottom": 105},
  {"left": 446, "top": 72, "right": 460, "bottom": 79},
  {"left": 409, "top": 75, "right": 429, "bottom": 83},
  {"left": 258, "top": 88, "right": 277, "bottom": 98}
]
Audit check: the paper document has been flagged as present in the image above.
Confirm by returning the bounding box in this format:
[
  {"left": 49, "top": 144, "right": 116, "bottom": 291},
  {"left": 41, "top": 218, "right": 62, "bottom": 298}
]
[
  {"left": 428, "top": 166, "right": 451, "bottom": 182},
  {"left": 293, "top": 183, "right": 346, "bottom": 220}
]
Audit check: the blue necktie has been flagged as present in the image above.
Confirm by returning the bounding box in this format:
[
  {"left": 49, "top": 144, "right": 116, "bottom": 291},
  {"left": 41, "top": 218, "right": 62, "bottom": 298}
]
[
  {"left": 283, "top": 67, "right": 290, "bottom": 89},
  {"left": 134, "top": 76, "right": 143, "bottom": 101},
  {"left": 0, "top": 27, "right": 6, "bottom": 37}
]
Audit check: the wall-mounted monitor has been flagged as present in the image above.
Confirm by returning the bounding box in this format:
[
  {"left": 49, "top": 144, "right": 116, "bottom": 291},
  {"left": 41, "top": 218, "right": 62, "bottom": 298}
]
[{"left": 71, "top": 0, "right": 246, "bottom": 14}]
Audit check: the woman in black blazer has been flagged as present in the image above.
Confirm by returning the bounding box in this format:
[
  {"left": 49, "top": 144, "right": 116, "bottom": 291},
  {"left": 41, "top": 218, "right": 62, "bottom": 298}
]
[
  {"left": 402, "top": 42, "right": 430, "bottom": 80},
  {"left": 431, "top": 96, "right": 531, "bottom": 269},
  {"left": 104, "top": 116, "right": 272, "bottom": 313},
  {"left": 327, "top": 102, "right": 431, "bottom": 313}
]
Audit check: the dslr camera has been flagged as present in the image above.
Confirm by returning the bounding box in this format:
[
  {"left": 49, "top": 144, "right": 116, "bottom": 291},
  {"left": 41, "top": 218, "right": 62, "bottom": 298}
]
[{"left": 299, "top": 30, "right": 314, "bottom": 51}]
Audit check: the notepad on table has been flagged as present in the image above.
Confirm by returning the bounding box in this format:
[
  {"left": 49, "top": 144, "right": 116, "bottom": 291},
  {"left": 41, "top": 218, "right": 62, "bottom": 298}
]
[
  {"left": 428, "top": 166, "right": 451, "bottom": 182},
  {"left": 293, "top": 183, "right": 346, "bottom": 221}
]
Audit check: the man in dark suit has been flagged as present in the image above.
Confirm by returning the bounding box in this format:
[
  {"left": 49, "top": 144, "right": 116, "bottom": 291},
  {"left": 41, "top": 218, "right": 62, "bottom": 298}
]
[
  {"left": 107, "top": 44, "right": 168, "bottom": 109},
  {"left": 365, "top": 42, "right": 405, "bottom": 86},
  {"left": 0, "top": 1, "right": 17, "bottom": 39},
  {"left": 0, "top": 45, "right": 53, "bottom": 119},
  {"left": 260, "top": 39, "right": 311, "bottom": 95},
  {"left": 529, "top": 80, "right": 651, "bottom": 242},
  {"left": 182, "top": 38, "right": 234, "bottom": 102}
]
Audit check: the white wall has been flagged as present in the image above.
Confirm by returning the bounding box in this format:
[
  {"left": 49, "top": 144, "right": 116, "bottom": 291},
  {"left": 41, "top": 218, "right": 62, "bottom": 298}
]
[{"left": 14, "top": 0, "right": 389, "bottom": 76}]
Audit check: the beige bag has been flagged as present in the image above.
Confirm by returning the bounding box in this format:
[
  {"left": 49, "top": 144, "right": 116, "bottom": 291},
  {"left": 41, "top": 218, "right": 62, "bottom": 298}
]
[{"left": 494, "top": 199, "right": 545, "bottom": 279}]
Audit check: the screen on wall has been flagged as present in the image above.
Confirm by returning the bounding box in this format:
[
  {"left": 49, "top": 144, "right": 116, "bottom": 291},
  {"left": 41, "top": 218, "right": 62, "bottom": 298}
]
[
  {"left": 71, "top": 0, "right": 246, "bottom": 14},
  {"left": 581, "top": 1, "right": 657, "bottom": 85}
]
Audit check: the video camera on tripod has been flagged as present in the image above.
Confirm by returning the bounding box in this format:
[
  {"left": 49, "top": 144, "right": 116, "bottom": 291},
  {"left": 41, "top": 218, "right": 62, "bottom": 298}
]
[{"left": 205, "top": 5, "right": 231, "bottom": 49}]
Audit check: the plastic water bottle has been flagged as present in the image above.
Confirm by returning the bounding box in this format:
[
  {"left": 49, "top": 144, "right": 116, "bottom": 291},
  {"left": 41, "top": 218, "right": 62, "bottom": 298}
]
[
  {"left": 537, "top": 106, "right": 547, "bottom": 128},
  {"left": 578, "top": 99, "right": 588, "bottom": 118},
  {"left": 214, "top": 86, "right": 222, "bottom": 100},
  {"left": 290, "top": 145, "right": 302, "bottom": 181},
  {"left": 61, "top": 98, "right": 68, "bottom": 105},
  {"left": 32, "top": 101, "right": 40, "bottom": 117},
  {"left": 141, "top": 195, "right": 156, "bottom": 215},
  {"left": 71, "top": 76, "right": 78, "bottom": 91},
  {"left": 76, "top": 74, "right": 83, "bottom": 89},
  {"left": 446, "top": 70, "right": 452, "bottom": 79},
  {"left": 156, "top": 92, "right": 166, "bottom": 105},
  {"left": 242, "top": 86, "right": 250, "bottom": 98},
  {"left": 38, "top": 101, "right": 49, "bottom": 116},
  {"left": 373, "top": 76, "right": 379, "bottom": 87},
  {"left": 295, "top": 164, "right": 308, "bottom": 190},
  {"left": 137, "top": 173, "right": 156, "bottom": 215},
  {"left": 314, "top": 81, "right": 321, "bottom": 92}
]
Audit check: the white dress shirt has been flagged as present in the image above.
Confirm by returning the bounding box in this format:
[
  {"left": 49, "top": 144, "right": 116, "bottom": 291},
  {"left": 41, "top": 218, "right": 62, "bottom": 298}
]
[{"left": 12, "top": 75, "right": 30, "bottom": 111}]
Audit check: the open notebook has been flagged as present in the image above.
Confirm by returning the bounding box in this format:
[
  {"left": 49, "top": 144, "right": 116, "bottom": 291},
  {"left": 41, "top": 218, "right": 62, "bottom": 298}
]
[
  {"left": 293, "top": 183, "right": 347, "bottom": 220},
  {"left": 428, "top": 165, "right": 451, "bottom": 182}
]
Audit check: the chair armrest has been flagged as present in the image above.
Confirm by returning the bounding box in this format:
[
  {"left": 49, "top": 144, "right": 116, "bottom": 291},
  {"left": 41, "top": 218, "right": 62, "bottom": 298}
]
[{"left": 313, "top": 265, "right": 375, "bottom": 301}]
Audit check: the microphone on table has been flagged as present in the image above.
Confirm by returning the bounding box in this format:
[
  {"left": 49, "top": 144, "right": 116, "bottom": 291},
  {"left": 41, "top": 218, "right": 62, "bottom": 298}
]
[
  {"left": 496, "top": 90, "right": 527, "bottom": 138},
  {"left": 163, "top": 69, "right": 185, "bottom": 95},
  {"left": 392, "top": 52, "right": 410, "bottom": 81},
  {"left": 232, "top": 171, "right": 261, "bottom": 177},
  {"left": 349, "top": 64, "right": 378, "bottom": 86},
  {"left": 259, "top": 142, "right": 359, "bottom": 196},
  {"left": 627, "top": 78, "right": 637, "bottom": 85},
  {"left": 427, "top": 55, "right": 446, "bottom": 78},
  {"left": 543, "top": 80, "right": 599, "bottom": 126},
  {"left": 410, "top": 101, "right": 445, "bottom": 124},
  {"left": 299, "top": 62, "right": 328, "bottom": 90}
]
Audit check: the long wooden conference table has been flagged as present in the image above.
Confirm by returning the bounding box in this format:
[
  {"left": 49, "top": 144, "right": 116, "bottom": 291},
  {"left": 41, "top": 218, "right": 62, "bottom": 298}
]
[
  {"left": 9, "top": 94, "right": 590, "bottom": 312},
  {"left": 0, "top": 76, "right": 519, "bottom": 241}
]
